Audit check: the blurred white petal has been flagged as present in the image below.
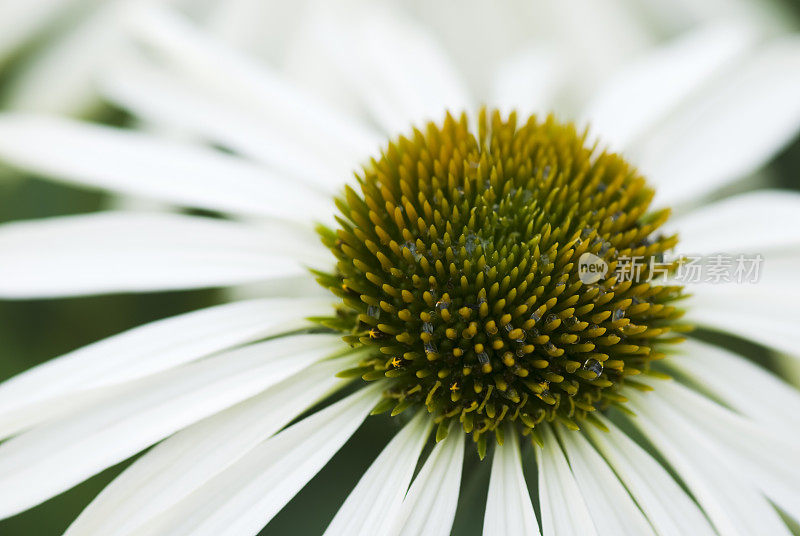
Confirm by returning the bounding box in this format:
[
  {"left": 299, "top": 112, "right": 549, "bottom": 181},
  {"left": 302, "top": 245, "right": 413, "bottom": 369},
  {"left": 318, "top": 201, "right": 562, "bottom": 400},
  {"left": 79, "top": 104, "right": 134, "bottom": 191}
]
[
  {"left": 128, "top": 4, "right": 381, "bottom": 170},
  {"left": 205, "top": 0, "right": 309, "bottom": 62},
  {"left": 304, "top": 4, "right": 472, "bottom": 134},
  {"left": 0, "top": 0, "right": 80, "bottom": 63},
  {"left": 669, "top": 190, "right": 800, "bottom": 254},
  {"left": 633, "top": 0, "right": 793, "bottom": 35},
  {"left": 535, "top": 0, "right": 652, "bottom": 92},
  {"left": 638, "top": 36, "right": 800, "bottom": 206},
  {"left": 101, "top": 56, "right": 345, "bottom": 193},
  {"left": 584, "top": 23, "right": 756, "bottom": 151},
  {"left": 0, "top": 114, "right": 333, "bottom": 220},
  {"left": 4, "top": 0, "right": 137, "bottom": 114},
  {"left": 489, "top": 47, "right": 562, "bottom": 117},
  {"left": 0, "top": 212, "right": 325, "bottom": 298}
]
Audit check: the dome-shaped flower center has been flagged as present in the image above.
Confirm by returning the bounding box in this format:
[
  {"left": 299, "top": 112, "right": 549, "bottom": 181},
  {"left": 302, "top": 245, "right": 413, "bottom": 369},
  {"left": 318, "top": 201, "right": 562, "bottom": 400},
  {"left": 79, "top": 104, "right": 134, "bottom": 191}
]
[{"left": 317, "top": 109, "right": 686, "bottom": 455}]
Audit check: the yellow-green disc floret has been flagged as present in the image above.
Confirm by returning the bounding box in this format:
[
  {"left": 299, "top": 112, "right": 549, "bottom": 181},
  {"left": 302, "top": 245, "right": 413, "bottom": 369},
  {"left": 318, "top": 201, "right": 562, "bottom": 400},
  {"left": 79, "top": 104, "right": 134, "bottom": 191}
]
[{"left": 316, "top": 109, "right": 687, "bottom": 456}]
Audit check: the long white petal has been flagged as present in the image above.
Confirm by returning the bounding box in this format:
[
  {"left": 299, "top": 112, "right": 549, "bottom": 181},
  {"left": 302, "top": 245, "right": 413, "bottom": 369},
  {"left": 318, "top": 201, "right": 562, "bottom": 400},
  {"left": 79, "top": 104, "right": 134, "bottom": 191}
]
[
  {"left": 668, "top": 190, "right": 800, "bottom": 254},
  {"left": 637, "top": 36, "right": 800, "bottom": 206},
  {"left": 627, "top": 388, "right": 793, "bottom": 536},
  {"left": 324, "top": 411, "right": 433, "bottom": 536},
  {"left": 0, "top": 212, "right": 327, "bottom": 298},
  {"left": 633, "top": 0, "right": 792, "bottom": 36},
  {"left": 352, "top": 7, "right": 472, "bottom": 129},
  {"left": 0, "top": 0, "right": 77, "bottom": 62},
  {"left": 667, "top": 339, "right": 800, "bottom": 429},
  {"left": 134, "top": 383, "right": 384, "bottom": 536},
  {"left": 3, "top": 0, "right": 129, "bottom": 115},
  {"left": 534, "top": 0, "right": 652, "bottom": 92},
  {"left": 128, "top": 4, "right": 380, "bottom": 170},
  {"left": 0, "top": 333, "right": 343, "bottom": 519},
  {"left": 585, "top": 416, "right": 717, "bottom": 536},
  {"left": 100, "top": 55, "right": 348, "bottom": 194},
  {"left": 641, "top": 379, "right": 800, "bottom": 522},
  {"left": 0, "top": 114, "right": 332, "bottom": 220},
  {"left": 389, "top": 427, "right": 464, "bottom": 536},
  {"left": 204, "top": 0, "right": 307, "bottom": 56},
  {"left": 0, "top": 297, "right": 328, "bottom": 438},
  {"left": 537, "top": 426, "right": 597, "bottom": 536},
  {"left": 683, "top": 266, "right": 800, "bottom": 361},
  {"left": 583, "top": 23, "right": 755, "bottom": 151},
  {"left": 669, "top": 247, "right": 800, "bottom": 361},
  {"left": 483, "top": 431, "right": 540, "bottom": 536},
  {"left": 66, "top": 355, "right": 356, "bottom": 536},
  {"left": 489, "top": 46, "right": 562, "bottom": 118},
  {"left": 557, "top": 428, "right": 655, "bottom": 536},
  {"left": 688, "top": 308, "right": 799, "bottom": 362},
  {"left": 306, "top": 4, "right": 471, "bottom": 134}
]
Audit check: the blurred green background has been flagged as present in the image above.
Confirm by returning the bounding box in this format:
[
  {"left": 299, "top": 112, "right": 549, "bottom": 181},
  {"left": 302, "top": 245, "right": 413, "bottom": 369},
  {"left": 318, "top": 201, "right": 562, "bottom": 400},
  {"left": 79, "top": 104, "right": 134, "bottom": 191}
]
[{"left": 1, "top": 0, "right": 800, "bottom": 534}]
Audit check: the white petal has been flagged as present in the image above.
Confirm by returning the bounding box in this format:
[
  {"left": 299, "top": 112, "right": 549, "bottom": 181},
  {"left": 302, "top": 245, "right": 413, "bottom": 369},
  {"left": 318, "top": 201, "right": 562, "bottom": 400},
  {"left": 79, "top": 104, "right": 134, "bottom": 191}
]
[
  {"left": 100, "top": 55, "right": 348, "bottom": 195},
  {"left": 389, "top": 427, "right": 464, "bottom": 536},
  {"left": 672, "top": 248, "right": 800, "bottom": 361},
  {"left": 627, "top": 388, "right": 793, "bottom": 536},
  {"left": 3, "top": 1, "right": 126, "bottom": 115},
  {"left": 668, "top": 190, "right": 800, "bottom": 254},
  {"left": 537, "top": 426, "right": 597, "bottom": 536},
  {"left": 128, "top": 4, "right": 380, "bottom": 170},
  {"left": 667, "top": 339, "right": 800, "bottom": 429},
  {"left": 0, "top": 212, "right": 327, "bottom": 298},
  {"left": 483, "top": 431, "right": 540, "bottom": 536},
  {"left": 66, "top": 355, "right": 356, "bottom": 536},
  {"left": 307, "top": 5, "right": 471, "bottom": 134},
  {"left": 585, "top": 416, "right": 717, "bottom": 536},
  {"left": 324, "top": 411, "right": 433, "bottom": 536},
  {"left": 0, "top": 333, "right": 343, "bottom": 519},
  {"left": 489, "top": 47, "right": 562, "bottom": 118},
  {"left": 0, "top": 0, "right": 77, "bottom": 62},
  {"left": 534, "top": 0, "right": 652, "bottom": 92},
  {"left": 632, "top": 0, "right": 791, "bottom": 35},
  {"left": 0, "top": 297, "right": 328, "bottom": 438},
  {"left": 641, "top": 379, "right": 800, "bottom": 522},
  {"left": 637, "top": 37, "right": 800, "bottom": 206},
  {"left": 684, "top": 276, "right": 800, "bottom": 361},
  {"left": 688, "top": 310, "right": 799, "bottom": 362},
  {"left": 133, "top": 383, "right": 383, "bottom": 536},
  {"left": 557, "top": 428, "right": 655, "bottom": 536},
  {"left": 204, "top": 0, "right": 307, "bottom": 57},
  {"left": 353, "top": 7, "right": 472, "bottom": 128},
  {"left": 0, "top": 114, "right": 332, "bottom": 220},
  {"left": 584, "top": 23, "right": 755, "bottom": 151}
]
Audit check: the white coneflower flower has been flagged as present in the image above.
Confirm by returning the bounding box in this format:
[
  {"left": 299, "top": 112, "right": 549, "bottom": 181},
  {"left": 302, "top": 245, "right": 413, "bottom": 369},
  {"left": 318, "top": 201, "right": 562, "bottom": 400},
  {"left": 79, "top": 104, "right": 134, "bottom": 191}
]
[{"left": 0, "top": 4, "right": 799, "bottom": 536}]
